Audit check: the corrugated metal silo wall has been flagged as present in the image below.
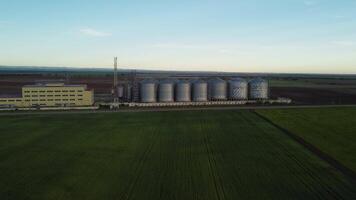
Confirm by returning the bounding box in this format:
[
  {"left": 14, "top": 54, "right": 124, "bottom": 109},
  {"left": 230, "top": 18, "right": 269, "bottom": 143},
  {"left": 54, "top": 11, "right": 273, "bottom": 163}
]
[
  {"left": 192, "top": 81, "right": 208, "bottom": 102},
  {"left": 209, "top": 79, "right": 227, "bottom": 101},
  {"left": 175, "top": 82, "right": 191, "bottom": 102},
  {"left": 228, "top": 79, "right": 248, "bottom": 100},
  {"left": 158, "top": 82, "right": 174, "bottom": 102}
]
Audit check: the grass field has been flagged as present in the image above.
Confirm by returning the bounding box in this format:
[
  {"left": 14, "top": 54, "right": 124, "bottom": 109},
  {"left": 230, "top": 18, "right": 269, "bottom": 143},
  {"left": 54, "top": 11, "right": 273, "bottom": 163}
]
[
  {"left": 258, "top": 107, "right": 356, "bottom": 172},
  {"left": 0, "top": 110, "right": 355, "bottom": 200}
]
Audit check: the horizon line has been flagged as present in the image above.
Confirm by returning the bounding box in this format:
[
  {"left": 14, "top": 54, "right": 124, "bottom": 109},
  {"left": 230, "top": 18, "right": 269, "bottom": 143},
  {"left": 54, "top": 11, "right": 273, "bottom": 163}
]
[{"left": 1, "top": 65, "right": 356, "bottom": 76}]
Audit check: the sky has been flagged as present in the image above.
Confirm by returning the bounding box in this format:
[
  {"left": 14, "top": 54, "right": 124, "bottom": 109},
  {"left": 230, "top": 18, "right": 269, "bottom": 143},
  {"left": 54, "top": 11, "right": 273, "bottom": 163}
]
[{"left": 0, "top": 0, "right": 356, "bottom": 73}]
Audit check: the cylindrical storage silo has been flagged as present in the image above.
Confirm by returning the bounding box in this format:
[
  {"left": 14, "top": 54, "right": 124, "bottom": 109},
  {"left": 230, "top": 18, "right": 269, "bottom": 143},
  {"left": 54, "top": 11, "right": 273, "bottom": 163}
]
[
  {"left": 140, "top": 79, "right": 157, "bottom": 103},
  {"left": 192, "top": 80, "right": 208, "bottom": 102},
  {"left": 209, "top": 78, "right": 227, "bottom": 101},
  {"left": 228, "top": 78, "right": 248, "bottom": 100},
  {"left": 117, "top": 85, "right": 124, "bottom": 98},
  {"left": 158, "top": 80, "right": 174, "bottom": 102},
  {"left": 175, "top": 80, "right": 191, "bottom": 102},
  {"left": 125, "top": 84, "right": 132, "bottom": 102},
  {"left": 249, "top": 78, "right": 269, "bottom": 99}
]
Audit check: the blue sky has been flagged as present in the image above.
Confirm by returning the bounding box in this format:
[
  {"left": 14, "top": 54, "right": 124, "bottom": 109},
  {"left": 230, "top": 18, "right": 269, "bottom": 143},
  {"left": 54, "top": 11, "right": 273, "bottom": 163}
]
[{"left": 0, "top": 0, "right": 355, "bottom": 73}]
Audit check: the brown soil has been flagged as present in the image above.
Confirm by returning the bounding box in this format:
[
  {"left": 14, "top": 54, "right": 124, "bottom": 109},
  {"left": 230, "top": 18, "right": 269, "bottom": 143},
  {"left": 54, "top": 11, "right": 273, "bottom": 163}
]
[{"left": 271, "top": 87, "right": 356, "bottom": 105}]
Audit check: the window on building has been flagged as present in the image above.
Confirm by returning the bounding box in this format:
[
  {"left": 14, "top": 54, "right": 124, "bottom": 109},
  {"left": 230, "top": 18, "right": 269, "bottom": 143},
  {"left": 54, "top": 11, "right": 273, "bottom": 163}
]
[
  {"left": 47, "top": 95, "right": 53, "bottom": 97},
  {"left": 47, "top": 91, "right": 53, "bottom": 93},
  {"left": 39, "top": 91, "right": 45, "bottom": 93},
  {"left": 78, "top": 94, "right": 83, "bottom": 97},
  {"left": 70, "top": 95, "right": 75, "bottom": 96},
  {"left": 25, "top": 95, "right": 30, "bottom": 97},
  {"left": 55, "top": 95, "right": 60, "bottom": 97},
  {"left": 55, "top": 90, "right": 60, "bottom": 92},
  {"left": 40, "top": 95, "right": 45, "bottom": 97},
  {"left": 63, "top": 95, "right": 68, "bottom": 97},
  {"left": 78, "top": 99, "right": 83, "bottom": 101},
  {"left": 62, "top": 90, "right": 68, "bottom": 92},
  {"left": 32, "top": 95, "right": 38, "bottom": 97},
  {"left": 77, "top": 90, "right": 83, "bottom": 92},
  {"left": 40, "top": 99, "right": 46, "bottom": 101}
]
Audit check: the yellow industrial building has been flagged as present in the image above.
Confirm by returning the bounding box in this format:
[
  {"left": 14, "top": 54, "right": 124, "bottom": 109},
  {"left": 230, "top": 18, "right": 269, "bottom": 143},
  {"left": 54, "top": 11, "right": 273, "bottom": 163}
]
[{"left": 0, "top": 83, "right": 94, "bottom": 108}]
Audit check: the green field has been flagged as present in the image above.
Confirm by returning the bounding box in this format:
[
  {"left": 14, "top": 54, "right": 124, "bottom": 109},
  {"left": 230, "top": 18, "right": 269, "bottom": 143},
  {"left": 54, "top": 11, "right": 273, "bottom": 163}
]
[
  {"left": 258, "top": 107, "right": 356, "bottom": 172},
  {"left": 0, "top": 110, "right": 355, "bottom": 200}
]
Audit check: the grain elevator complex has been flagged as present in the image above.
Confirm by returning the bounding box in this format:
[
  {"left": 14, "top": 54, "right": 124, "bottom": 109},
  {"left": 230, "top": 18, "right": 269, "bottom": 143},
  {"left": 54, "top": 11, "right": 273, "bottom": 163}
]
[
  {"left": 108, "top": 58, "right": 292, "bottom": 108},
  {"left": 0, "top": 58, "right": 291, "bottom": 111},
  {"left": 137, "top": 77, "right": 269, "bottom": 103}
]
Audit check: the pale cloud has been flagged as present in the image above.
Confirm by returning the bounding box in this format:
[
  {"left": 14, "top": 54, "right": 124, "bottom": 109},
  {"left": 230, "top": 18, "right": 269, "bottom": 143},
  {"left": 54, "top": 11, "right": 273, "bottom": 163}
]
[
  {"left": 79, "top": 28, "right": 111, "bottom": 37},
  {"left": 152, "top": 43, "right": 204, "bottom": 49},
  {"left": 0, "top": 20, "right": 12, "bottom": 27},
  {"left": 151, "top": 42, "right": 283, "bottom": 55},
  {"left": 304, "top": 0, "right": 318, "bottom": 6},
  {"left": 152, "top": 43, "right": 239, "bottom": 54},
  {"left": 331, "top": 41, "right": 355, "bottom": 46},
  {"left": 334, "top": 15, "right": 346, "bottom": 19}
]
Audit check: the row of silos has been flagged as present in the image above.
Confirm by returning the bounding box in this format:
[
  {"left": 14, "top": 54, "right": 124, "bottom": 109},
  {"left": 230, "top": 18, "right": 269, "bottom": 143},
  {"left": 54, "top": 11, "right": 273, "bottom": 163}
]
[{"left": 139, "top": 78, "right": 268, "bottom": 103}]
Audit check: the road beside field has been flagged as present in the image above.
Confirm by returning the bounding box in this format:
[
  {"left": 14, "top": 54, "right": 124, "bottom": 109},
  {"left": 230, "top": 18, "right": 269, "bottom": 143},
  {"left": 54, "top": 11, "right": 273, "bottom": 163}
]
[{"left": 1, "top": 104, "right": 356, "bottom": 116}]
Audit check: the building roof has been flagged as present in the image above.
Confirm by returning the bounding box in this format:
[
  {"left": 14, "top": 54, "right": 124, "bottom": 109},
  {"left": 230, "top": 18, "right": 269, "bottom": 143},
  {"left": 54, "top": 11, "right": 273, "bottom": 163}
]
[{"left": 23, "top": 83, "right": 87, "bottom": 88}]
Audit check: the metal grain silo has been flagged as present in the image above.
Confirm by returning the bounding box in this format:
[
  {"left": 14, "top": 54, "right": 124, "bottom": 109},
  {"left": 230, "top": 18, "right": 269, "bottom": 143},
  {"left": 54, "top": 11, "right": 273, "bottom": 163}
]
[
  {"left": 175, "top": 80, "right": 191, "bottom": 102},
  {"left": 140, "top": 79, "right": 157, "bottom": 103},
  {"left": 117, "top": 85, "right": 124, "bottom": 98},
  {"left": 125, "top": 84, "right": 132, "bottom": 102},
  {"left": 158, "top": 80, "right": 174, "bottom": 102},
  {"left": 209, "top": 78, "right": 227, "bottom": 101},
  {"left": 249, "top": 78, "right": 269, "bottom": 99},
  {"left": 192, "top": 80, "right": 208, "bottom": 102},
  {"left": 228, "top": 78, "right": 248, "bottom": 100}
]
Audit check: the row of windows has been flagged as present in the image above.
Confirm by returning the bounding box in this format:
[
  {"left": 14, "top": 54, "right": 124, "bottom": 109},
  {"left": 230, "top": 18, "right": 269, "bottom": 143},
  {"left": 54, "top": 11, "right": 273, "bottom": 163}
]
[
  {"left": 31, "top": 103, "right": 78, "bottom": 106},
  {"left": 24, "top": 90, "right": 83, "bottom": 93},
  {"left": 24, "top": 94, "right": 82, "bottom": 97},
  {"left": 2, "top": 98, "right": 84, "bottom": 103},
  {"left": 0, "top": 100, "right": 22, "bottom": 102},
  {"left": 25, "top": 99, "right": 83, "bottom": 102}
]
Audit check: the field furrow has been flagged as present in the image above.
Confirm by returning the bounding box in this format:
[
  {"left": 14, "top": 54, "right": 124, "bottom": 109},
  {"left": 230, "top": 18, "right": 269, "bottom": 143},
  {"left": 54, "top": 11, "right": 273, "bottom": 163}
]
[{"left": 0, "top": 110, "right": 355, "bottom": 200}]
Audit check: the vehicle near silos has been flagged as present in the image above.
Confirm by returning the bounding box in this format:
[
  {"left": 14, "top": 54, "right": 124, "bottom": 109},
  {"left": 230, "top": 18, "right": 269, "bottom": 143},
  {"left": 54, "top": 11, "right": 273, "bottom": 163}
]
[
  {"left": 228, "top": 78, "right": 248, "bottom": 100},
  {"left": 140, "top": 79, "right": 157, "bottom": 103},
  {"left": 175, "top": 80, "right": 191, "bottom": 102},
  {"left": 249, "top": 78, "right": 269, "bottom": 99},
  {"left": 192, "top": 80, "right": 208, "bottom": 102},
  {"left": 209, "top": 78, "right": 227, "bottom": 101},
  {"left": 158, "top": 80, "right": 174, "bottom": 102}
]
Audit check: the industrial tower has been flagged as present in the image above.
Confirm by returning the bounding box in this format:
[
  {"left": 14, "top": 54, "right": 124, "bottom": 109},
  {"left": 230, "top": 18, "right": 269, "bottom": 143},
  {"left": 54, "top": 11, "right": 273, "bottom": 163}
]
[{"left": 112, "top": 57, "right": 119, "bottom": 103}]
